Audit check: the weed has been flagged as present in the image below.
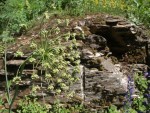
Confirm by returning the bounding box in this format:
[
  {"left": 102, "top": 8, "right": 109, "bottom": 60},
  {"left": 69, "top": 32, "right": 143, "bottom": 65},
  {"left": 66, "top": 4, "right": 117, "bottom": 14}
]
[{"left": 17, "top": 96, "right": 49, "bottom": 113}]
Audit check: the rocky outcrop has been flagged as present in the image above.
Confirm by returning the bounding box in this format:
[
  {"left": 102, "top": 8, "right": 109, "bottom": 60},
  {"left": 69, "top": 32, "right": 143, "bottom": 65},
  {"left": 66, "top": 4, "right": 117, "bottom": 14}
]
[{"left": 0, "top": 14, "right": 149, "bottom": 111}]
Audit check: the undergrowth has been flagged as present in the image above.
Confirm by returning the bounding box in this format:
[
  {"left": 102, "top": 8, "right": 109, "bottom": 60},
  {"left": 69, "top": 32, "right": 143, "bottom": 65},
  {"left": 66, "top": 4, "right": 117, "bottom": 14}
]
[{"left": 0, "top": 0, "right": 149, "bottom": 35}]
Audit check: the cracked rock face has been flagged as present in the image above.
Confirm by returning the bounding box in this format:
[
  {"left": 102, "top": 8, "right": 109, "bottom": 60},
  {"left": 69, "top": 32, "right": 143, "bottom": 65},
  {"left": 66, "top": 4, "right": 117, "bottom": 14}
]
[
  {"left": 69, "top": 14, "right": 149, "bottom": 108},
  {"left": 72, "top": 58, "right": 129, "bottom": 107}
]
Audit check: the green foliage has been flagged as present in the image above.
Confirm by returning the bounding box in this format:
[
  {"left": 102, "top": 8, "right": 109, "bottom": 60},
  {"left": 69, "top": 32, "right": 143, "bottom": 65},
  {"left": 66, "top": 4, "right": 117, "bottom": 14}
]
[
  {"left": 0, "top": 0, "right": 50, "bottom": 35},
  {"left": 105, "top": 105, "right": 120, "bottom": 113},
  {"left": 49, "top": 100, "right": 69, "bottom": 113},
  {"left": 0, "top": 0, "right": 27, "bottom": 34},
  {"left": 0, "top": 43, "right": 4, "bottom": 56},
  {"left": 17, "top": 97, "right": 49, "bottom": 113},
  {"left": 132, "top": 72, "right": 150, "bottom": 112},
  {"left": 122, "top": 72, "right": 149, "bottom": 113},
  {"left": 134, "top": 72, "right": 148, "bottom": 92},
  {"left": 60, "top": 0, "right": 85, "bottom": 15},
  {"left": 29, "top": 25, "right": 80, "bottom": 96},
  {"left": 0, "top": 7, "right": 81, "bottom": 112},
  {"left": 49, "top": 100, "right": 88, "bottom": 113},
  {"left": 1, "top": 0, "right": 149, "bottom": 35},
  {"left": 132, "top": 95, "right": 147, "bottom": 112},
  {"left": 125, "top": 0, "right": 150, "bottom": 27},
  {"left": 0, "top": 30, "right": 28, "bottom": 113},
  {"left": 0, "top": 97, "right": 5, "bottom": 112},
  {"left": 14, "top": 50, "right": 24, "bottom": 57},
  {"left": 1, "top": 30, "right": 17, "bottom": 113},
  {"left": 17, "top": 97, "right": 88, "bottom": 113},
  {"left": 0, "top": 30, "right": 14, "bottom": 43},
  {"left": 0, "top": 97, "right": 4, "bottom": 105}
]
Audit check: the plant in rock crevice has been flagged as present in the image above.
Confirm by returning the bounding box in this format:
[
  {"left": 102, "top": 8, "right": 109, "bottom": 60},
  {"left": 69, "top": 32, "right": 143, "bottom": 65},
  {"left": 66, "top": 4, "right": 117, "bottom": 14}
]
[
  {"left": 132, "top": 72, "right": 150, "bottom": 112},
  {"left": 0, "top": 14, "right": 81, "bottom": 112},
  {"left": 28, "top": 20, "right": 81, "bottom": 98},
  {"left": 123, "top": 72, "right": 150, "bottom": 113},
  {"left": 0, "top": 16, "right": 81, "bottom": 112},
  {"left": 17, "top": 96, "right": 88, "bottom": 113},
  {"left": 105, "top": 104, "right": 121, "bottom": 113},
  {"left": 17, "top": 96, "right": 49, "bottom": 113}
]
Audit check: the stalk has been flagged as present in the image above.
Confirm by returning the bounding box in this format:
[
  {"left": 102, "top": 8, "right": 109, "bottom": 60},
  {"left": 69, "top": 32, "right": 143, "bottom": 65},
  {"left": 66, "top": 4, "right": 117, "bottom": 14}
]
[{"left": 4, "top": 42, "right": 11, "bottom": 108}]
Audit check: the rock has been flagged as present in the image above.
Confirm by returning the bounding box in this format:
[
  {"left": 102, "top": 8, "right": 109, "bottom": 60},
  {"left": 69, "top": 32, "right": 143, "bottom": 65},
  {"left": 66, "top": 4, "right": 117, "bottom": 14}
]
[
  {"left": 84, "top": 66, "right": 128, "bottom": 105},
  {"left": 87, "top": 34, "right": 107, "bottom": 44},
  {"left": 78, "top": 20, "right": 86, "bottom": 26},
  {"left": 0, "top": 69, "right": 14, "bottom": 76},
  {"left": 0, "top": 59, "right": 3, "bottom": 70},
  {"left": 146, "top": 42, "right": 150, "bottom": 66},
  {"left": 4, "top": 100, "right": 19, "bottom": 110},
  {"left": 81, "top": 26, "right": 92, "bottom": 37},
  {"left": 74, "top": 26, "right": 83, "bottom": 32},
  {"left": 7, "top": 60, "right": 25, "bottom": 66},
  {"left": 106, "top": 19, "right": 120, "bottom": 26},
  {"left": 85, "top": 34, "right": 107, "bottom": 50},
  {"left": 130, "top": 27, "right": 137, "bottom": 34},
  {"left": 88, "top": 52, "right": 104, "bottom": 58},
  {"left": 72, "top": 57, "right": 128, "bottom": 106},
  {"left": 18, "top": 80, "right": 31, "bottom": 87},
  {"left": 89, "top": 24, "right": 110, "bottom": 34},
  {"left": 18, "top": 88, "right": 31, "bottom": 97},
  {"left": 81, "top": 48, "right": 93, "bottom": 58},
  {"left": 6, "top": 51, "right": 14, "bottom": 60}
]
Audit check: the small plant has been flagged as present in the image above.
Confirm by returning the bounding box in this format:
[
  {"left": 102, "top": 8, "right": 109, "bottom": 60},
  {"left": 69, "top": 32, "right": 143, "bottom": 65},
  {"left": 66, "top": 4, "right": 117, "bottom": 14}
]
[
  {"left": 49, "top": 100, "right": 70, "bottom": 113},
  {"left": 17, "top": 96, "right": 49, "bottom": 113},
  {"left": 14, "top": 50, "right": 24, "bottom": 57},
  {"left": 121, "top": 72, "right": 150, "bottom": 113},
  {"left": 27, "top": 13, "right": 81, "bottom": 96},
  {"left": 0, "top": 97, "right": 7, "bottom": 113},
  {"left": 105, "top": 105, "right": 120, "bottom": 113},
  {"left": 1, "top": 31, "right": 16, "bottom": 113},
  {"left": 134, "top": 72, "right": 148, "bottom": 93},
  {"left": 132, "top": 95, "right": 147, "bottom": 112},
  {"left": 132, "top": 72, "right": 150, "bottom": 112},
  {"left": 17, "top": 97, "right": 88, "bottom": 113},
  {"left": 0, "top": 30, "right": 27, "bottom": 113},
  {"left": 122, "top": 71, "right": 150, "bottom": 113},
  {"left": 49, "top": 100, "right": 88, "bottom": 113}
]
